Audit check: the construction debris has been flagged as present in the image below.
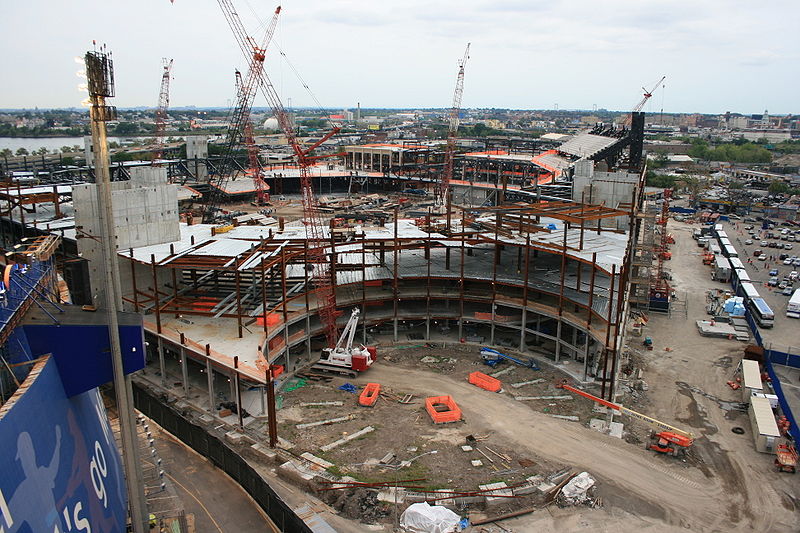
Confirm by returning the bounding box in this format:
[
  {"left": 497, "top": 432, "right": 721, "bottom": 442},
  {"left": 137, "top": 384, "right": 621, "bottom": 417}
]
[
  {"left": 490, "top": 366, "right": 515, "bottom": 378},
  {"left": 510, "top": 378, "right": 545, "bottom": 388},
  {"left": 296, "top": 414, "right": 355, "bottom": 429},
  {"left": 514, "top": 395, "right": 573, "bottom": 401},
  {"left": 300, "top": 401, "right": 344, "bottom": 407},
  {"left": 320, "top": 426, "right": 375, "bottom": 452}
]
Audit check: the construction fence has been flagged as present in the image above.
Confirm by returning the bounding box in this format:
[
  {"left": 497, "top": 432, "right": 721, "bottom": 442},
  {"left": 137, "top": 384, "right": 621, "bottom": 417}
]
[
  {"left": 132, "top": 383, "right": 312, "bottom": 533},
  {"left": 742, "top": 309, "right": 800, "bottom": 444}
]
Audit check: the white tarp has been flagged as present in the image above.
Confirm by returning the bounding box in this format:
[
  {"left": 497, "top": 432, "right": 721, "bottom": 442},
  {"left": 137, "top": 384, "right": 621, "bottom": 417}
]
[
  {"left": 400, "top": 502, "right": 461, "bottom": 533},
  {"left": 560, "top": 471, "right": 595, "bottom": 503}
]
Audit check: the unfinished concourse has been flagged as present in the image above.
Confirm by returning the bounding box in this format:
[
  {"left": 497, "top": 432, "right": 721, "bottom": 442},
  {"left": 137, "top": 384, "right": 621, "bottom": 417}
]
[{"left": 119, "top": 195, "right": 636, "bottom": 401}]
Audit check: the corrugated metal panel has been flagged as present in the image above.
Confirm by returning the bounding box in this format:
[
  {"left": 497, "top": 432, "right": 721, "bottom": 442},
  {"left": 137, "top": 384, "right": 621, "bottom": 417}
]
[{"left": 190, "top": 239, "right": 253, "bottom": 257}]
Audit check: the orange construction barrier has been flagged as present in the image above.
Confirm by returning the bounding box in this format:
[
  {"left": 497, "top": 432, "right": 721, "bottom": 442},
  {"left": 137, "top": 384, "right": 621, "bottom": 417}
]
[
  {"left": 359, "top": 383, "right": 381, "bottom": 407},
  {"left": 425, "top": 396, "right": 462, "bottom": 424},
  {"left": 468, "top": 371, "right": 502, "bottom": 393}
]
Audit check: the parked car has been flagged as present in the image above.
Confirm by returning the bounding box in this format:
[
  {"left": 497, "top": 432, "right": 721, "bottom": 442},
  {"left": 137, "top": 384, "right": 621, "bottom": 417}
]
[
  {"left": 785, "top": 257, "right": 795, "bottom": 265},
  {"left": 761, "top": 241, "right": 768, "bottom": 246},
  {"left": 790, "top": 271, "right": 799, "bottom": 281},
  {"left": 758, "top": 254, "right": 767, "bottom": 261},
  {"left": 754, "top": 249, "right": 763, "bottom": 257},
  {"left": 769, "top": 277, "right": 779, "bottom": 286},
  {"left": 794, "top": 258, "right": 800, "bottom": 267},
  {"left": 769, "top": 268, "right": 779, "bottom": 276},
  {"left": 745, "top": 239, "right": 753, "bottom": 245},
  {"left": 786, "top": 244, "right": 794, "bottom": 250},
  {"left": 782, "top": 286, "right": 794, "bottom": 296},
  {"left": 778, "top": 281, "right": 788, "bottom": 290}
]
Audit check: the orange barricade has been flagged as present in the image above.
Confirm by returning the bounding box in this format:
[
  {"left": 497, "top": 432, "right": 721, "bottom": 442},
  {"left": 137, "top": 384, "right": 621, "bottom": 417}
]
[
  {"left": 425, "top": 395, "right": 462, "bottom": 423},
  {"left": 359, "top": 383, "right": 381, "bottom": 407},
  {"left": 468, "top": 371, "right": 501, "bottom": 393}
]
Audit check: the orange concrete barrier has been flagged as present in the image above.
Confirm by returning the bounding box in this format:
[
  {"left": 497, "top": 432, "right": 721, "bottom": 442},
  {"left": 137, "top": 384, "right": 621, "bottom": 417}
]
[
  {"left": 425, "top": 395, "right": 462, "bottom": 423},
  {"left": 468, "top": 371, "right": 502, "bottom": 393},
  {"left": 359, "top": 383, "right": 381, "bottom": 407}
]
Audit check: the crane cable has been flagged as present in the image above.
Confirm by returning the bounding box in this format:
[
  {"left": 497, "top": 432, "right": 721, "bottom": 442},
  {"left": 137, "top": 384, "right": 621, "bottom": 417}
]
[{"left": 241, "top": 0, "right": 335, "bottom": 129}]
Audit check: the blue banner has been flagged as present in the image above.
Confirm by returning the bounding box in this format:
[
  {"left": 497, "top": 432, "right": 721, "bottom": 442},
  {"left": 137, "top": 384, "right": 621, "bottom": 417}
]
[{"left": 0, "top": 357, "right": 128, "bottom": 533}]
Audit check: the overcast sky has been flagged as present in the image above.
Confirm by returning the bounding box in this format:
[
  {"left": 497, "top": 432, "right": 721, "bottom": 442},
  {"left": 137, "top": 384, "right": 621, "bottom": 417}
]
[{"left": 1, "top": 0, "right": 798, "bottom": 114}]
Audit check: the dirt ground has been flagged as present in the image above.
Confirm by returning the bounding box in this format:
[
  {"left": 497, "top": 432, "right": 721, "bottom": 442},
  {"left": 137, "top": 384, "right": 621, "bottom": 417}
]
[
  {"left": 275, "top": 344, "right": 588, "bottom": 495},
  {"left": 262, "top": 216, "right": 800, "bottom": 532}
]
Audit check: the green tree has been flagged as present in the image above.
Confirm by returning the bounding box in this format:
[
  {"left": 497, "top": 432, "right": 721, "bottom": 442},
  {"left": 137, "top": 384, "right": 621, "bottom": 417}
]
[
  {"left": 15, "top": 148, "right": 29, "bottom": 156},
  {"left": 112, "top": 122, "right": 140, "bottom": 135},
  {"left": 34, "top": 147, "right": 49, "bottom": 155},
  {"left": 0, "top": 148, "right": 12, "bottom": 158},
  {"left": 768, "top": 180, "right": 790, "bottom": 195}
]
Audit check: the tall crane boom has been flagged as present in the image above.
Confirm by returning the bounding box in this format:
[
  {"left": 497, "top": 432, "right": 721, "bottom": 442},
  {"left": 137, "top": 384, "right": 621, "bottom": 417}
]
[
  {"left": 152, "top": 58, "right": 173, "bottom": 163},
  {"left": 215, "top": 2, "right": 341, "bottom": 347},
  {"left": 202, "top": 5, "right": 280, "bottom": 222},
  {"left": 437, "top": 43, "right": 470, "bottom": 207},
  {"left": 633, "top": 76, "right": 666, "bottom": 113},
  {"left": 623, "top": 75, "right": 666, "bottom": 127}
]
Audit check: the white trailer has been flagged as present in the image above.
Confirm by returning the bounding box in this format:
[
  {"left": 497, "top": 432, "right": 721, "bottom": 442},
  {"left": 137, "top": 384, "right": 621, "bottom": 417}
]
[
  {"left": 740, "top": 358, "right": 763, "bottom": 403},
  {"left": 748, "top": 395, "right": 781, "bottom": 454},
  {"left": 787, "top": 288, "right": 800, "bottom": 319}
]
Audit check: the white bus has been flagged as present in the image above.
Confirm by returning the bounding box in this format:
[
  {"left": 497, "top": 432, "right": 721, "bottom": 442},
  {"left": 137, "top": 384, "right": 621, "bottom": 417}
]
[
  {"left": 740, "top": 282, "right": 760, "bottom": 300},
  {"left": 749, "top": 297, "right": 774, "bottom": 328},
  {"left": 787, "top": 288, "right": 800, "bottom": 319}
]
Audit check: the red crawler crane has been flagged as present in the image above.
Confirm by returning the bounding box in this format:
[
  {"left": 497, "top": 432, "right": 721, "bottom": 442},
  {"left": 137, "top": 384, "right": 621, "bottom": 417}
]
[
  {"left": 152, "top": 58, "right": 173, "bottom": 163},
  {"left": 234, "top": 70, "right": 269, "bottom": 205},
  {"left": 216, "top": 2, "right": 341, "bottom": 347},
  {"left": 202, "top": 4, "right": 280, "bottom": 222}
]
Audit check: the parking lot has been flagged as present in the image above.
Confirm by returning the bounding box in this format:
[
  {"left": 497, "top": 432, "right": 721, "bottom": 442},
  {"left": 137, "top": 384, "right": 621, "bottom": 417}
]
[{"left": 721, "top": 219, "right": 800, "bottom": 349}]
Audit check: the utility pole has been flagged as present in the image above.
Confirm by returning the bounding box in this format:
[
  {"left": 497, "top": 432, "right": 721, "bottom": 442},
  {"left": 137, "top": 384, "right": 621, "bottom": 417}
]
[{"left": 84, "top": 45, "right": 149, "bottom": 533}]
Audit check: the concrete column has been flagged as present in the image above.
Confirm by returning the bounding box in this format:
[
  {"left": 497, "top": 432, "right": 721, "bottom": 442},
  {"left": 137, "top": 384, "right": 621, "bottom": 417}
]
[
  {"left": 554, "top": 320, "right": 562, "bottom": 362},
  {"left": 157, "top": 337, "right": 166, "bottom": 387},
  {"left": 306, "top": 316, "right": 312, "bottom": 360},
  {"left": 490, "top": 304, "right": 496, "bottom": 345},
  {"left": 180, "top": 346, "right": 189, "bottom": 398},
  {"left": 206, "top": 358, "right": 215, "bottom": 412},
  {"left": 583, "top": 336, "right": 591, "bottom": 381},
  {"left": 229, "top": 371, "right": 236, "bottom": 401},
  {"left": 519, "top": 308, "right": 527, "bottom": 351},
  {"left": 572, "top": 327, "right": 578, "bottom": 360},
  {"left": 260, "top": 385, "right": 266, "bottom": 416}
]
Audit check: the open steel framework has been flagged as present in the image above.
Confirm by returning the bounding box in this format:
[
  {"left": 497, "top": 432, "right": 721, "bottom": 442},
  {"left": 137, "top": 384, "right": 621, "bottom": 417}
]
[{"left": 123, "top": 197, "right": 637, "bottom": 402}]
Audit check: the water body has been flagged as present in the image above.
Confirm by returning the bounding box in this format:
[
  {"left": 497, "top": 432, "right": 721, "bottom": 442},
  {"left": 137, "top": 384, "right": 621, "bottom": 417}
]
[{"left": 0, "top": 135, "right": 187, "bottom": 153}]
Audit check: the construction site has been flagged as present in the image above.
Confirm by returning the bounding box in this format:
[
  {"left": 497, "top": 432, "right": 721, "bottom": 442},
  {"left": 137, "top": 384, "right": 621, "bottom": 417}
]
[{"left": 0, "top": 3, "right": 798, "bottom": 533}]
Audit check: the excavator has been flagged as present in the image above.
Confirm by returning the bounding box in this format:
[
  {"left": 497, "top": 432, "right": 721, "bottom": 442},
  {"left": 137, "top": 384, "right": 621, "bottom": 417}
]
[
  {"left": 308, "top": 308, "right": 377, "bottom": 378},
  {"left": 557, "top": 381, "right": 694, "bottom": 457}
]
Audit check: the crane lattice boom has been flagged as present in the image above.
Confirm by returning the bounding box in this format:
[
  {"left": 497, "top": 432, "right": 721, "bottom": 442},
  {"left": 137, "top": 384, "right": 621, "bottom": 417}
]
[
  {"left": 202, "top": 5, "right": 280, "bottom": 222},
  {"left": 152, "top": 58, "right": 174, "bottom": 163},
  {"left": 438, "top": 43, "right": 470, "bottom": 206}
]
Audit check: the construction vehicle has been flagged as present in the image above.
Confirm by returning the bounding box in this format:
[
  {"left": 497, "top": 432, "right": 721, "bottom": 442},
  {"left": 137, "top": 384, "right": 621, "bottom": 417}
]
[
  {"left": 774, "top": 443, "right": 797, "bottom": 474},
  {"left": 557, "top": 381, "right": 694, "bottom": 456},
  {"left": 480, "top": 347, "right": 540, "bottom": 370},
  {"left": 309, "top": 309, "right": 376, "bottom": 377},
  {"left": 648, "top": 430, "right": 693, "bottom": 457}
]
